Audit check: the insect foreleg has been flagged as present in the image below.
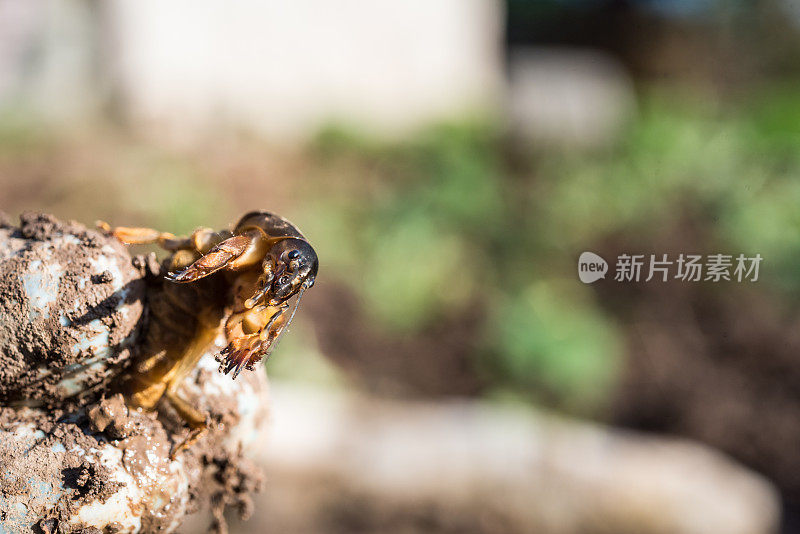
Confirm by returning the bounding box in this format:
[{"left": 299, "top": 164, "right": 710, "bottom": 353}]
[{"left": 166, "top": 229, "right": 268, "bottom": 283}]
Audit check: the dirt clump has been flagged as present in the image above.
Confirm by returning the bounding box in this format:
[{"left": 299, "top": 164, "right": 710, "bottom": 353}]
[{"left": 0, "top": 212, "right": 146, "bottom": 407}]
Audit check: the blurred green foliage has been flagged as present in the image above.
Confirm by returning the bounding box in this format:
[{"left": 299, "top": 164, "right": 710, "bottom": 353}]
[
  {"left": 305, "top": 121, "right": 624, "bottom": 414},
  {"left": 538, "top": 91, "right": 800, "bottom": 294},
  {"left": 305, "top": 122, "right": 506, "bottom": 332},
  {"left": 487, "top": 281, "right": 621, "bottom": 412},
  {"left": 111, "top": 152, "right": 231, "bottom": 235},
  {"left": 302, "top": 87, "right": 800, "bottom": 414}
]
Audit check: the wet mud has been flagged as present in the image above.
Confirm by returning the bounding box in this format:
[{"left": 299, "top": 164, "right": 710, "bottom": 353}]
[
  {"left": 0, "top": 213, "right": 268, "bottom": 533},
  {"left": 0, "top": 212, "right": 145, "bottom": 406}
]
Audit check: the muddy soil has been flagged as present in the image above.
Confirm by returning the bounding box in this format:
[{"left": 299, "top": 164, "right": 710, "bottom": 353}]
[
  {"left": 0, "top": 213, "right": 267, "bottom": 533},
  {"left": 0, "top": 212, "right": 145, "bottom": 406}
]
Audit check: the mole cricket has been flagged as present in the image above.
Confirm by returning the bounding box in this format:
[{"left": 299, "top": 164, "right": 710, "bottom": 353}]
[{"left": 99, "top": 211, "right": 318, "bottom": 450}]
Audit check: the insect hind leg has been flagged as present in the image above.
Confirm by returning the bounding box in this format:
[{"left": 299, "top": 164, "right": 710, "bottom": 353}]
[
  {"left": 165, "top": 388, "right": 208, "bottom": 458},
  {"left": 97, "top": 221, "right": 191, "bottom": 251}
]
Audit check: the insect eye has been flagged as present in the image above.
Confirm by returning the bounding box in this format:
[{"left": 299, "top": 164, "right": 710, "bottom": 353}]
[{"left": 288, "top": 250, "right": 300, "bottom": 260}]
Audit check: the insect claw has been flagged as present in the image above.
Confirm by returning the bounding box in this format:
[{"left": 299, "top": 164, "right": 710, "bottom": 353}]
[
  {"left": 231, "top": 363, "right": 245, "bottom": 380},
  {"left": 226, "top": 348, "right": 249, "bottom": 379},
  {"left": 168, "top": 234, "right": 256, "bottom": 284},
  {"left": 217, "top": 333, "right": 268, "bottom": 379},
  {"left": 245, "top": 355, "right": 261, "bottom": 371},
  {"left": 165, "top": 265, "right": 216, "bottom": 283},
  {"left": 218, "top": 343, "right": 243, "bottom": 376}
]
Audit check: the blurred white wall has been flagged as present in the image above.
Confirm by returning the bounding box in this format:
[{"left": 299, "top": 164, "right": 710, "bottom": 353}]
[
  {"left": 107, "top": 0, "right": 503, "bottom": 141},
  {"left": 0, "top": 0, "right": 100, "bottom": 120}
]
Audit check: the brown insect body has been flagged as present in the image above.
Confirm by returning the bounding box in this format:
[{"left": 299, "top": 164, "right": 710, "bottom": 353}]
[
  {"left": 122, "top": 256, "right": 227, "bottom": 411},
  {"left": 101, "top": 211, "right": 318, "bottom": 450}
]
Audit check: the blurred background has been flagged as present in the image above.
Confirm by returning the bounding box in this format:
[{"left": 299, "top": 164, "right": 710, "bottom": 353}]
[{"left": 1, "top": 1, "right": 800, "bottom": 533}]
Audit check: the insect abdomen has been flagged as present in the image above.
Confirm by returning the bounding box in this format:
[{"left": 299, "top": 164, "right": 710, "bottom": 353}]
[{"left": 124, "top": 273, "right": 227, "bottom": 407}]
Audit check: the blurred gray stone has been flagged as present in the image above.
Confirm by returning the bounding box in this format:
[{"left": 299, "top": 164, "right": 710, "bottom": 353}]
[
  {"left": 508, "top": 48, "right": 635, "bottom": 150},
  {"left": 208, "top": 384, "right": 780, "bottom": 534}
]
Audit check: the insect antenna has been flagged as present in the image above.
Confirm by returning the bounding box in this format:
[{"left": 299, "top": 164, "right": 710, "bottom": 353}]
[{"left": 276, "top": 285, "right": 306, "bottom": 343}]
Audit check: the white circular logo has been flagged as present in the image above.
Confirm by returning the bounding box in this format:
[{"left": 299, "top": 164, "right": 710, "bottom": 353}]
[{"left": 578, "top": 252, "right": 608, "bottom": 284}]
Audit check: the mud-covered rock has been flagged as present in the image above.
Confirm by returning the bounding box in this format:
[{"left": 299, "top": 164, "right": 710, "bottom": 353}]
[
  {"left": 0, "top": 212, "right": 145, "bottom": 406},
  {"left": 0, "top": 342, "right": 268, "bottom": 534}
]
